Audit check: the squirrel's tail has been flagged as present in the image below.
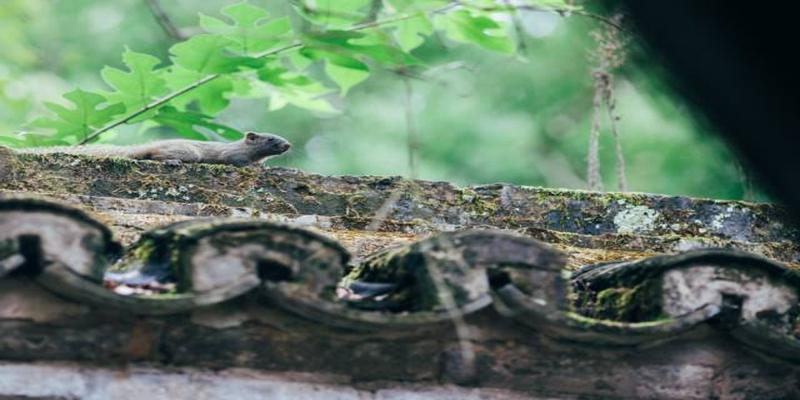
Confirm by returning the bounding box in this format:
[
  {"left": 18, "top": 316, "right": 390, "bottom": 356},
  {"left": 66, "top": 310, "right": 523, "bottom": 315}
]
[{"left": 16, "top": 144, "right": 132, "bottom": 158}]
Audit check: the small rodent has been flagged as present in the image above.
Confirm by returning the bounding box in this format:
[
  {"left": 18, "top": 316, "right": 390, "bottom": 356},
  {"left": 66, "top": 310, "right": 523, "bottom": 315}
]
[{"left": 15, "top": 131, "right": 291, "bottom": 167}]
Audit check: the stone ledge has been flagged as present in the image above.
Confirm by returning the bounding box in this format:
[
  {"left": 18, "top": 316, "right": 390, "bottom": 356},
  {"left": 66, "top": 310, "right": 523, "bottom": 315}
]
[
  {"left": 3, "top": 149, "right": 800, "bottom": 399},
  {"left": 0, "top": 362, "right": 541, "bottom": 400},
  {"left": 1, "top": 150, "right": 796, "bottom": 249}
]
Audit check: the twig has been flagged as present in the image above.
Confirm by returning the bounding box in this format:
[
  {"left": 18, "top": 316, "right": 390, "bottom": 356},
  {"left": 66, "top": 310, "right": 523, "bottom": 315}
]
[
  {"left": 402, "top": 76, "right": 420, "bottom": 180},
  {"left": 736, "top": 161, "right": 756, "bottom": 201},
  {"left": 79, "top": 74, "right": 222, "bottom": 145},
  {"left": 79, "top": 1, "right": 619, "bottom": 145},
  {"left": 457, "top": 2, "right": 629, "bottom": 34},
  {"left": 587, "top": 73, "right": 603, "bottom": 191},
  {"left": 586, "top": 13, "right": 628, "bottom": 191},
  {"left": 144, "top": 0, "right": 186, "bottom": 41},
  {"left": 79, "top": 3, "right": 462, "bottom": 145},
  {"left": 79, "top": 41, "right": 304, "bottom": 145},
  {"left": 603, "top": 77, "right": 627, "bottom": 191},
  {"left": 361, "top": 0, "right": 383, "bottom": 24},
  {"left": 503, "top": 0, "right": 527, "bottom": 54},
  {"left": 573, "top": 10, "right": 629, "bottom": 34}
]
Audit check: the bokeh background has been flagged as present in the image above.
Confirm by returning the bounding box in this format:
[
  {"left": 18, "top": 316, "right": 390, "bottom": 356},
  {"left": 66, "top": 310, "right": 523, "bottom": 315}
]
[{"left": 0, "top": 0, "right": 763, "bottom": 200}]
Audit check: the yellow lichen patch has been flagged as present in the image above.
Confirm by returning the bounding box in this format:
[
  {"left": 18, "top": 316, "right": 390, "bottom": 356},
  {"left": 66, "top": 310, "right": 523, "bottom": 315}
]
[
  {"left": 552, "top": 244, "right": 656, "bottom": 271},
  {"left": 109, "top": 214, "right": 193, "bottom": 245},
  {"left": 325, "top": 229, "right": 423, "bottom": 259}
]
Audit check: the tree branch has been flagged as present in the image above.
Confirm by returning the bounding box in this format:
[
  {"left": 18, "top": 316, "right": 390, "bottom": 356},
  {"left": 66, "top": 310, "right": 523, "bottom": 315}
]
[
  {"left": 456, "top": 2, "right": 629, "bottom": 34},
  {"left": 77, "top": 1, "right": 621, "bottom": 145},
  {"left": 79, "top": 3, "right": 463, "bottom": 145},
  {"left": 402, "top": 75, "right": 419, "bottom": 179},
  {"left": 144, "top": 0, "right": 186, "bottom": 41}
]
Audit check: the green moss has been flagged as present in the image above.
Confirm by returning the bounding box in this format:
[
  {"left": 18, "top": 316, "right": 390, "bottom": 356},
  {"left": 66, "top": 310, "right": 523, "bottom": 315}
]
[
  {"left": 594, "top": 287, "right": 638, "bottom": 320},
  {"left": 0, "top": 238, "right": 17, "bottom": 258},
  {"left": 572, "top": 280, "right": 664, "bottom": 323},
  {"left": 471, "top": 197, "right": 499, "bottom": 215},
  {"left": 103, "top": 157, "right": 136, "bottom": 175},
  {"left": 342, "top": 245, "right": 411, "bottom": 286},
  {"left": 339, "top": 244, "right": 439, "bottom": 312},
  {"left": 106, "top": 231, "right": 186, "bottom": 291}
]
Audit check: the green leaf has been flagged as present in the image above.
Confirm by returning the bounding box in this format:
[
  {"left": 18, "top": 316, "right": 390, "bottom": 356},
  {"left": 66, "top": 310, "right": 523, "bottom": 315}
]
[
  {"left": 101, "top": 48, "right": 168, "bottom": 119},
  {"left": 199, "top": 1, "right": 291, "bottom": 55},
  {"left": 0, "top": 135, "right": 24, "bottom": 147},
  {"left": 160, "top": 65, "right": 234, "bottom": 115},
  {"left": 4, "top": 132, "right": 71, "bottom": 147},
  {"left": 294, "top": 0, "right": 371, "bottom": 28},
  {"left": 257, "top": 65, "right": 314, "bottom": 87},
  {"left": 438, "top": 10, "right": 514, "bottom": 53},
  {"left": 286, "top": 52, "right": 314, "bottom": 70},
  {"left": 257, "top": 65, "right": 336, "bottom": 113},
  {"left": 30, "top": 89, "right": 125, "bottom": 141},
  {"left": 301, "top": 48, "right": 369, "bottom": 95},
  {"left": 27, "top": 135, "right": 72, "bottom": 147},
  {"left": 325, "top": 62, "right": 369, "bottom": 95},
  {"left": 170, "top": 34, "right": 264, "bottom": 73},
  {"left": 392, "top": 13, "right": 433, "bottom": 52},
  {"left": 385, "top": 0, "right": 416, "bottom": 11},
  {"left": 270, "top": 91, "right": 337, "bottom": 113},
  {"left": 304, "top": 31, "right": 421, "bottom": 66},
  {"left": 525, "top": 0, "right": 576, "bottom": 10},
  {"left": 153, "top": 106, "right": 243, "bottom": 140},
  {"left": 386, "top": 0, "right": 450, "bottom": 11},
  {"left": 230, "top": 75, "right": 268, "bottom": 98}
]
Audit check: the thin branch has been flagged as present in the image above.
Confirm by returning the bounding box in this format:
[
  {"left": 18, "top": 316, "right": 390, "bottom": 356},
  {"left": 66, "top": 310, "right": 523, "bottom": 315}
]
[
  {"left": 573, "top": 10, "right": 629, "bottom": 34},
  {"left": 78, "top": 1, "right": 619, "bottom": 145},
  {"left": 361, "top": 0, "right": 383, "bottom": 24},
  {"left": 503, "top": 0, "right": 527, "bottom": 54},
  {"left": 402, "top": 76, "right": 420, "bottom": 180},
  {"left": 457, "top": 2, "right": 629, "bottom": 34},
  {"left": 144, "top": 0, "right": 186, "bottom": 41},
  {"left": 587, "top": 72, "right": 603, "bottom": 191},
  {"left": 350, "top": 1, "right": 458, "bottom": 31},
  {"left": 589, "top": 13, "right": 628, "bottom": 192},
  {"left": 79, "top": 75, "right": 220, "bottom": 145},
  {"left": 79, "top": 3, "right": 461, "bottom": 145},
  {"left": 604, "top": 79, "right": 627, "bottom": 191},
  {"left": 77, "top": 43, "right": 301, "bottom": 145},
  {"left": 736, "top": 161, "right": 756, "bottom": 201}
]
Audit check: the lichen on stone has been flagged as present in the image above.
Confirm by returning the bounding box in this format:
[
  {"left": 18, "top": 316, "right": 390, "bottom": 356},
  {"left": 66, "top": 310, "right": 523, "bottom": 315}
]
[{"left": 614, "top": 205, "right": 660, "bottom": 234}]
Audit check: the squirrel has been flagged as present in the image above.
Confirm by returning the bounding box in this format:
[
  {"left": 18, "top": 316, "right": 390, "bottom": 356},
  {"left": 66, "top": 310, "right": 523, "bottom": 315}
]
[{"left": 12, "top": 131, "right": 291, "bottom": 167}]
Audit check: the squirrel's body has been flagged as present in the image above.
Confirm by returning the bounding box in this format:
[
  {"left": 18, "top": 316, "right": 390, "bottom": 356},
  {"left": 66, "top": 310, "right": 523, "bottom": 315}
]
[{"left": 17, "top": 132, "right": 291, "bottom": 167}]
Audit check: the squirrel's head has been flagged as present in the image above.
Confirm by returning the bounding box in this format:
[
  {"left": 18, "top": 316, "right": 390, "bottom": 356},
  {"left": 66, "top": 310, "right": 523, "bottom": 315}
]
[{"left": 244, "top": 131, "right": 291, "bottom": 160}]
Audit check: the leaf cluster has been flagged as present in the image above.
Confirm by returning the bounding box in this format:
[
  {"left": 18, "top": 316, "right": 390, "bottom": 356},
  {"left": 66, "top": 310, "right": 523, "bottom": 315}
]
[{"left": 16, "top": 0, "right": 573, "bottom": 146}]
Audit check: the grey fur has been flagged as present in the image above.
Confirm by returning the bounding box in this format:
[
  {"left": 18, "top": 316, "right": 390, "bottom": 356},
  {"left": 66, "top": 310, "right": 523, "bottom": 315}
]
[{"left": 18, "top": 132, "right": 291, "bottom": 167}]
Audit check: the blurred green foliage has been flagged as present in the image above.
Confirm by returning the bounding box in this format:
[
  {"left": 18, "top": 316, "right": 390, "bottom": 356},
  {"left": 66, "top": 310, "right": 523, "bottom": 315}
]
[{"left": 0, "top": 0, "right": 762, "bottom": 200}]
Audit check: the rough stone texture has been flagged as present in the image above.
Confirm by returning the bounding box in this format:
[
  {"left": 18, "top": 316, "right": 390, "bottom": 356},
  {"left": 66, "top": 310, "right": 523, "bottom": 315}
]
[
  {"left": 2, "top": 151, "right": 800, "bottom": 399},
  {"left": 0, "top": 149, "right": 797, "bottom": 263},
  {"left": 1, "top": 278, "right": 798, "bottom": 399},
  {"left": 662, "top": 265, "right": 797, "bottom": 319},
  {"left": 0, "top": 363, "right": 546, "bottom": 400}
]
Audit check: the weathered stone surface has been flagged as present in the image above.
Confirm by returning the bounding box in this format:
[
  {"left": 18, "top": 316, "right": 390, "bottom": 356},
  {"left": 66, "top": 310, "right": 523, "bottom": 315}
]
[
  {"left": 1, "top": 151, "right": 797, "bottom": 262},
  {"left": 0, "top": 362, "right": 547, "bottom": 400},
  {"left": 3, "top": 150, "right": 800, "bottom": 399}
]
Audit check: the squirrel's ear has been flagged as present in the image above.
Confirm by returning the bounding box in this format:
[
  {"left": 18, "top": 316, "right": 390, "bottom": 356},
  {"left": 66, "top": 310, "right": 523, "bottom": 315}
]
[{"left": 246, "top": 132, "right": 257, "bottom": 140}]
